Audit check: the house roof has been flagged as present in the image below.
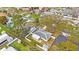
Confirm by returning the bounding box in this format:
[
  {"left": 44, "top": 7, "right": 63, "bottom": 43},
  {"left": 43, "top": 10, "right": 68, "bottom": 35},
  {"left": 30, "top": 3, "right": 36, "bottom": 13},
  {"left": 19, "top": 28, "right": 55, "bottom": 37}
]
[
  {"left": 32, "top": 34, "right": 40, "bottom": 40},
  {"left": 5, "top": 47, "right": 16, "bottom": 51},
  {"left": 0, "top": 40, "right": 7, "bottom": 45},
  {"left": 0, "top": 33, "right": 8, "bottom": 43},
  {"left": 1, "top": 47, "right": 17, "bottom": 51},
  {"left": 54, "top": 35, "right": 67, "bottom": 44},
  {"left": 0, "top": 33, "right": 13, "bottom": 43},
  {"left": 34, "top": 29, "right": 52, "bottom": 41}
]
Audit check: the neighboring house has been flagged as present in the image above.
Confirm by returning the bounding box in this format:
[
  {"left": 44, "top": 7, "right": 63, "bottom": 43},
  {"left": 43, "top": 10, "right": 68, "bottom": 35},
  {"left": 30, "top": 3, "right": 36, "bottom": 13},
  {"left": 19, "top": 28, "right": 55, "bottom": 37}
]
[
  {"left": 22, "top": 14, "right": 34, "bottom": 22},
  {"left": 68, "top": 20, "right": 79, "bottom": 26},
  {"left": 22, "top": 14, "right": 31, "bottom": 20},
  {"left": 50, "top": 9, "right": 59, "bottom": 15},
  {"left": 1, "top": 46, "right": 17, "bottom": 51},
  {"left": 62, "top": 8, "right": 72, "bottom": 16},
  {"left": 30, "top": 27, "right": 36, "bottom": 32},
  {"left": 54, "top": 35, "right": 67, "bottom": 44},
  {"left": 21, "top": 7, "right": 31, "bottom": 12},
  {"left": 63, "top": 16, "right": 72, "bottom": 20},
  {"left": 61, "top": 29, "right": 70, "bottom": 37},
  {"left": 32, "top": 29, "right": 52, "bottom": 41},
  {"left": 0, "top": 33, "right": 13, "bottom": 46},
  {"left": 43, "top": 11, "right": 53, "bottom": 16},
  {"left": 32, "top": 8, "right": 40, "bottom": 14}
]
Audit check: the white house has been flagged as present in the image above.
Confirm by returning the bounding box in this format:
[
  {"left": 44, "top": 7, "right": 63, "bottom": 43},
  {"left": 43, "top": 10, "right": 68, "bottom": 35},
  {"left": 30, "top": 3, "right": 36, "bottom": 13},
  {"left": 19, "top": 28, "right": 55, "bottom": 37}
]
[
  {"left": 32, "top": 34, "right": 40, "bottom": 40},
  {"left": 32, "top": 29, "right": 52, "bottom": 42},
  {"left": 0, "top": 33, "right": 13, "bottom": 46}
]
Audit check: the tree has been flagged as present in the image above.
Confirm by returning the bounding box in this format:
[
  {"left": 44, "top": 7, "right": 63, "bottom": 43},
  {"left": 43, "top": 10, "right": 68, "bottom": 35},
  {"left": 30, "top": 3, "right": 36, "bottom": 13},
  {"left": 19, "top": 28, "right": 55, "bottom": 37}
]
[
  {"left": 12, "top": 14, "right": 25, "bottom": 29},
  {"left": 0, "top": 16, "right": 7, "bottom": 24},
  {"left": 12, "top": 14, "right": 26, "bottom": 36},
  {"left": 31, "top": 13, "right": 40, "bottom": 27}
]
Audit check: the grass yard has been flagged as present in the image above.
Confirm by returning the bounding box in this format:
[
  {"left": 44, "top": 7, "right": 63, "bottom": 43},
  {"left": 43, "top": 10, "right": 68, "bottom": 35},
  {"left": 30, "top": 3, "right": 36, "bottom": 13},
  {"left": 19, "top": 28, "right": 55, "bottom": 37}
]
[
  {"left": 11, "top": 41, "right": 30, "bottom": 51},
  {"left": 57, "top": 41, "right": 78, "bottom": 51},
  {"left": 31, "top": 13, "right": 40, "bottom": 20}
]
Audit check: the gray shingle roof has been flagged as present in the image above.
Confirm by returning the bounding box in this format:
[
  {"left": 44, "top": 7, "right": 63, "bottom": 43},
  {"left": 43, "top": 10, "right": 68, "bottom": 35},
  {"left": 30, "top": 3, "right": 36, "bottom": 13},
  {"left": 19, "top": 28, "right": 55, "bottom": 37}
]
[
  {"left": 34, "top": 29, "right": 52, "bottom": 40},
  {"left": 54, "top": 35, "right": 67, "bottom": 44}
]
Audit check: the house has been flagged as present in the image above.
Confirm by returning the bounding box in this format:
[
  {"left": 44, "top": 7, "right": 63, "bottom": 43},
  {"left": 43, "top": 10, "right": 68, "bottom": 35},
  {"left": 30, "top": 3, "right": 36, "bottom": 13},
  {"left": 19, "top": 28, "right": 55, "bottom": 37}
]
[
  {"left": 32, "top": 29, "right": 52, "bottom": 41},
  {"left": 0, "top": 33, "right": 13, "bottom": 46},
  {"left": 50, "top": 9, "right": 58, "bottom": 15},
  {"left": 0, "top": 33, "right": 8, "bottom": 45},
  {"left": 30, "top": 27, "right": 36, "bottom": 32},
  {"left": 22, "top": 14, "right": 31, "bottom": 20},
  {"left": 33, "top": 8, "right": 40, "bottom": 14},
  {"left": 54, "top": 35, "right": 68, "bottom": 44},
  {"left": 43, "top": 11, "right": 53, "bottom": 16},
  {"left": 22, "top": 14, "right": 34, "bottom": 22},
  {"left": 67, "top": 19, "right": 79, "bottom": 26},
  {"left": 62, "top": 29, "right": 70, "bottom": 37},
  {"left": 32, "top": 34, "right": 40, "bottom": 40},
  {"left": 1, "top": 46, "right": 17, "bottom": 51},
  {"left": 5, "top": 47, "right": 17, "bottom": 51},
  {"left": 21, "top": 7, "right": 31, "bottom": 12},
  {"left": 62, "top": 8, "right": 72, "bottom": 16}
]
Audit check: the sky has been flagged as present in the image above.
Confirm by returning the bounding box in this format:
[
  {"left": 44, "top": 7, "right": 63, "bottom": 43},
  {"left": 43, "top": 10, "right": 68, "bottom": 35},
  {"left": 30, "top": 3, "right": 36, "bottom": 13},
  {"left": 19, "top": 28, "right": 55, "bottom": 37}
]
[{"left": 0, "top": 0, "right": 79, "bottom": 7}]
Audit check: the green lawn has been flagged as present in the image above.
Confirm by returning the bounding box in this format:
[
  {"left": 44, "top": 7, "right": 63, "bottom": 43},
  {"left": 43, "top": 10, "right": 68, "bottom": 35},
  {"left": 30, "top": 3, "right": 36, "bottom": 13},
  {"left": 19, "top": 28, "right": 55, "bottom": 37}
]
[
  {"left": 11, "top": 41, "right": 30, "bottom": 51},
  {"left": 31, "top": 13, "right": 40, "bottom": 20},
  {"left": 57, "top": 41, "right": 78, "bottom": 51},
  {"left": 0, "top": 24, "right": 9, "bottom": 34}
]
